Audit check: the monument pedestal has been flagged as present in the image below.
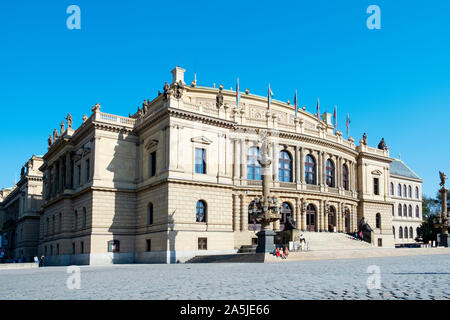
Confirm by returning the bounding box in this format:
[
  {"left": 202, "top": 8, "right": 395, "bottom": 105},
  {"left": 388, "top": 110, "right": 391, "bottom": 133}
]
[
  {"left": 438, "top": 233, "right": 450, "bottom": 247},
  {"left": 256, "top": 230, "right": 277, "bottom": 253}
]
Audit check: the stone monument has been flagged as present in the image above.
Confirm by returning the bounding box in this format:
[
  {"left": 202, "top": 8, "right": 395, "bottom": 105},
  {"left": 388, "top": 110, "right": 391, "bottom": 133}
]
[
  {"left": 437, "top": 171, "right": 449, "bottom": 247},
  {"left": 248, "top": 131, "right": 282, "bottom": 253}
]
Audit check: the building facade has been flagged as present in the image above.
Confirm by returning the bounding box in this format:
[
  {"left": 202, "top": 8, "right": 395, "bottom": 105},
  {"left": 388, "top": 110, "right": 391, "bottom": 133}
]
[
  {"left": 1, "top": 67, "right": 424, "bottom": 265},
  {"left": 389, "top": 159, "right": 423, "bottom": 246},
  {"left": 0, "top": 156, "right": 43, "bottom": 261}
]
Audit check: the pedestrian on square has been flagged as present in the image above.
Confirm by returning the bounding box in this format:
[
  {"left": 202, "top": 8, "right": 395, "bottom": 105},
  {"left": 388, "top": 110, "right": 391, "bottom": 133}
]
[
  {"left": 39, "top": 255, "right": 45, "bottom": 267},
  {"left": 359, "top": 231, "right": 363, "bottom": 241},
  {"left": 276, "top": 247, "right": 280, "bottom": 257},
  {"left": 284, "top": 246, "right": 289, "bottom": 259}
]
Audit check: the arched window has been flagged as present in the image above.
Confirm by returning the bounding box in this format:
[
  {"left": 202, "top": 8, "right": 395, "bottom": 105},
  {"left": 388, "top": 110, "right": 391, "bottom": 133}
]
[
  {"left": 82, "top": 208, "right": 87, "bottom": 229},
  {"left": 52, "top": 215, "right": 55, "bottom": 234},
  {"left": 409, "top": 227, "right": 413, "bottom": 239},
  {"left": 305, "top": 155, "right": 316, "bottom": 185},
  {"left": 342, "top": 164, "right": 349, "bottom": 190},
  {"left": 325, "top": 159, "right": 335, "bottom": 187},
  {"left": 147, "top": 203, "right": 154, "bottom": 225},
  {"left": 393, "top": 227, "right": 395, "bottom": 238},
  {"left": 376, "top": 213, "right": 381, "bottom": 229},
  {"left": 415, "top": 187, "right": 419, "bottom": 199},
  {"left": 415, "top": 205, "right": 419, "bottom": 218},
  {"left": 328, "top": 206, "right": 336, "bottom": 232},
  {"left": 390, "top": 182, "right": 394, "bottom": 196},
  {"left": 59, "top": 213, "right": 62, "bottom": 233},
  {"left": 403, "top": 185, "right": 407, "bottom": 197},
  {"left": 392, "top": 205, "right": 394, "bottom": 216},
  {"left": 403, "top": 204, "right": 407, "bottom": 217},
  {"left": 247, "top": 147, "right": 261, "bottom": 181},
  {"left": 408, "top": 186, "right": 412, "bottom": 198},
  {"left": 399, "top": 226, "right": 403, "bottom": 238},
  {"left": 278, "top": 151, "right": 292, "bottom": 182},
  {"left": 398, "top": 204, "right": 402, "bottom": 216},
  {"left": 404, "top": 226, "right": 408, "bottom": 239},
  {"left": 196, "top": 200, "right": 207, "bottom": 222},
  {"left": 74, "top": 211, "right": 78, "bottom": 230},
  {"left": 398, "top": 184, "right": 401, "bottom": 197},
  {"left": 408, "top": 205, "right": 412, "bottom": 217}
]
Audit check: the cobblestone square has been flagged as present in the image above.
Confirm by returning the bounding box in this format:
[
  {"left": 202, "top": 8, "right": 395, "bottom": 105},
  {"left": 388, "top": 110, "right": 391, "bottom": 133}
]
[{"left": 0, "top": 254, "right": 449, "bottom": 300}]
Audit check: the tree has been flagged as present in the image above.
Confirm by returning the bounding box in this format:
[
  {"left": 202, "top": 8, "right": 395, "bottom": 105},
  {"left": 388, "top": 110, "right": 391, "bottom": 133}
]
[{"left": 415, "top": 193, "right": 445, "bottom": 243}]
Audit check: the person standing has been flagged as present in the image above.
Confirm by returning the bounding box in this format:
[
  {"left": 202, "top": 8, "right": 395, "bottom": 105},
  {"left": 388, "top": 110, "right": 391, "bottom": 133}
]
[{"left": 39, "top": 255, "right": 45, "bottom": 267}]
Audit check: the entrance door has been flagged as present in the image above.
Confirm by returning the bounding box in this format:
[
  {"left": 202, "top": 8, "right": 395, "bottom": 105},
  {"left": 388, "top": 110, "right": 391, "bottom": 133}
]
[
  {"left": 306, "top": 204, "right": 316, "bottom": 232},
  {"left": 344, "top": 210, "right": 350, "bottom": 233},
  {"left": 328, "top": 206, "right": 336, "bottom": 232}
]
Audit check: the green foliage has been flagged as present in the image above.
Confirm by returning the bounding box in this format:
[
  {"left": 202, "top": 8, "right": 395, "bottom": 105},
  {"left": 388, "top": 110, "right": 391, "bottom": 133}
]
[{"left": 416, "top": 191, "right": 448, "bottom": 243}]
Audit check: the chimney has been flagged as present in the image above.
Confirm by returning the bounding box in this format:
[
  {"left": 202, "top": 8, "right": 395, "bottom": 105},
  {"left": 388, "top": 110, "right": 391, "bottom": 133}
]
[{"left": 171, "top": 66, "right": 186, "bottom": 85}]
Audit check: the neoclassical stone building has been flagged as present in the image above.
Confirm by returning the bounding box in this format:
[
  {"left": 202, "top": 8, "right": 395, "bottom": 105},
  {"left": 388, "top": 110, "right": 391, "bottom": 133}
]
[
  {"left": 33, "top": 66, "right": 422, "bottom": 265},
  {"left": 0, "top": 156, "right": 43, "bottom": 261},
  {"left": 389, "top": 159, "right": 423, "bottom": 246}
]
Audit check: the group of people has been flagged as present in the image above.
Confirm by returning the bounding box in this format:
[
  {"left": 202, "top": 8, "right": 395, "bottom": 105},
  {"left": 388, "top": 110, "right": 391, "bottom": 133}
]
[
  {"left": 274, "top": 246, "right": 289, "bottom": 259},
  {"left": 354, "top": 231, "right": 364, "bottom": 241}
]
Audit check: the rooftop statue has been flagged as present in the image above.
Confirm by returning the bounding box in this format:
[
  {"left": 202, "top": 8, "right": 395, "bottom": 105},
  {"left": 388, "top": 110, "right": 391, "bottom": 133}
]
[
  {"left": 53, "top": 128, "right": 59, "bottom": 141},
  {"left": 163, "top": 82, "right": 172, "bottom": 100},
  {"left": 377, "top": 137, "right": 387, "bottom": 150},
  {"left": 48, "top": 134, "right": 52, "bottom": 148},
  {"left": 216, "top": 84, "right": 224, "bottom": 109},
  {"left": 92, "top": 103, "right": 101, "bottom": 112},
  {"left": 362, "top": 133, "right": 367, "bottom": 145},
  {"left": 440, "top": 171, "right": 447, "bottom": 187},
  {"left": 60, "top": 120, "right": 65, "bottom": 135},
  {"left": 65, "top": 113, "right": 73, "bottom": 129}
]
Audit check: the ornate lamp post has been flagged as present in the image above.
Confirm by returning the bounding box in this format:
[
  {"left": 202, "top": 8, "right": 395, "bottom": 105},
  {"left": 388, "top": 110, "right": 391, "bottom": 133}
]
[
  {"left": 248, "top": 131, "right": 281, "bottom": 253},
  {"left": 437, "top": 171, "right": 449, "bottom": 247}
]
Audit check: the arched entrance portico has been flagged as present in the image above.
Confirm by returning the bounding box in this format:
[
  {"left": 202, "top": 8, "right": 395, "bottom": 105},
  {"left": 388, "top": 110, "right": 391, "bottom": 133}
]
[
  {"left": 328, "top": 206, "right": 336, "bottom": 232},
  {"left": 280, "top": 202, "right": 293, "bottom": 231},
  {"left": 344, "top": 209, "right": 350, "bottom": 233},
  {"left": 306, "top": 204, "right": 316, "bottom": 232}
]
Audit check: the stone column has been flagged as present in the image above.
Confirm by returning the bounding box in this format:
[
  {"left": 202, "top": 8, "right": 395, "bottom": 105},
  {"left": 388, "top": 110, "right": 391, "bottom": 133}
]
[
  {"left": 322, "top": 151, "right": 326, "bottom": 186},
  {"left": 233, "top": 194, "right": 240, "bottom": 231},
  {"left": 317, "top": 151, "right": 322, "bottom": 186},
  {"left": 318, "top": 200, "right": 322, "bottom": 232},
  {"left": 233, "top": 139, "right": 239, "bottom": 182},
  {"left": 324, "top": 201, "right": 329, "bottom": 231},
  {"left": 272, "top": 142, "right": 279, "bottom": 182},
  {"left": 52, "top": 163, "right": 58, "bottom": 195},
  {"left": 239, "top": 194, "right": 247, "bottom": 231},
  {"left": 58, "top": 158, "right": 64, "bottom": 192},
  {"left": 301, "top": 198, "right": 306, "bottom": 231},
  {"left": 240, "top": 139, "right": 245, "bottom": 181},
  {"left": 294, "top": 146, "right": 299, "bottom": 184},
  {"left": 295, "top": 198, "right": 300, "bottom": 225},
  {"left": 299, "top": 147, "right": 304, "bottom": 184},
  {"left": 273, "top": 219, "right": 280, "bottom": 231},
  {"left": 65, "top": 152, "right": 72, "bottom": 189}
]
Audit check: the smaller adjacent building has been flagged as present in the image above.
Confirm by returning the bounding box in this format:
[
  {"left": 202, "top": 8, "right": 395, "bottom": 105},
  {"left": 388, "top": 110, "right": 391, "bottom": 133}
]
[
  {"left": 389, "top": 159, "right": 423, "bottom": 246},
  {"left": 0, "top": 156, "right": 43, "bottom": 261}
]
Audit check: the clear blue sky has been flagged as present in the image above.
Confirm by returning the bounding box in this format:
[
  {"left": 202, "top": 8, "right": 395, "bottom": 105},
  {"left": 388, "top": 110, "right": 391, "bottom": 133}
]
[{"left": 0, "top": 0, "right": 449, "bottom": 197}]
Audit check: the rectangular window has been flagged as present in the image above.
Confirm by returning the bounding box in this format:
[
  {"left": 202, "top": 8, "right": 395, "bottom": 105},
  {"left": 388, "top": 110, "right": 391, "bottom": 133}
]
[
  {"left": 377, "top": 239, "right": 382, "bottom": 247},
  {"left": 373, "top": 178, "right": 379, "bottom": 195},
  {"left": 149, "top": 151, "right": 156, "bottom": 177},
  {"left": 198, "top": 237, "right": 207, "bottom": 250},
  {"left": 86, "top": 159, "right": 90, "bottom": 182},
  {"left": 195, "top": 148, "right": 206, "bottom": 174},
  {"left": 72, "top": 243, "right": 76, "bottom": 254},
  {"left": 56, "top": 244, "right": 60, "bottom": 255},
  {"left": 146, "top": 239, "right": 151, "bottom": 252},
  {"left": 80, "top": 241, "right": 84, "bottom": 254},
  {"left": 107, "top": 240, "right": 120, "bottom": 253}
]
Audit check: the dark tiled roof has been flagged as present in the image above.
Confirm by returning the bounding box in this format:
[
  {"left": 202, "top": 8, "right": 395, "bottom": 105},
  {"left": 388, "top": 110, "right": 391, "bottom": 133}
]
[{"left": 390, "top": 159, "right": 421, "bottom": 180}]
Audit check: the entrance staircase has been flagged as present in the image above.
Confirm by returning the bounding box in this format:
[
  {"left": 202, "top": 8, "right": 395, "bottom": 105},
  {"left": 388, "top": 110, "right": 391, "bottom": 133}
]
[{"left": 300, "top": 231, "right": 373, "bottom": 251}]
